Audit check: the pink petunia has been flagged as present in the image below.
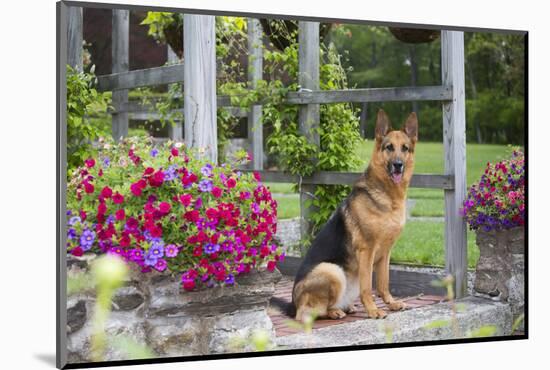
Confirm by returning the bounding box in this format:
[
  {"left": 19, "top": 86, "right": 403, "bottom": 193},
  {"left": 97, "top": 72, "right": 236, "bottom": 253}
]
[
  {"left": 179, "top": 194, "right": 192, "bottom": 206},
  {"left": 267, "top": 260, "right": 277, "bottom": 272},
  {"left": 112, "top": 192, "right": 124, "bottom": 204},
  {"left": 101, "top": 186, "right": 113, "bottom": 198},
  {"left": 155, "top": 259, "right": 167, "bottom": 272},
  {"left": 84, "top": 158, "right": 96, "bottom": 168},
  {"left": 253, "top": 171, "right": 261, "bottom": 182},
  {"left": 84, "top": 182, "right": 94, "bottom": 194},
  {"left": 115, "top": 209, "right": 125, "bottom": 220},
  {"left": 226, "top": 178, "right": 237, "bottom": 189},
  {"left": 211, "top": 187, "right": 223, "bottom": 198},
  {"left": 159, "top": 202, "right": 171, "bottom": 214}
]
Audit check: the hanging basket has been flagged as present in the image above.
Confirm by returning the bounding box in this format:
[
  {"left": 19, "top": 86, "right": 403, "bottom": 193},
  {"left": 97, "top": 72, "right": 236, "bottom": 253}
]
[
  {"left": 164, "top": 17, "right": 184, "bottom": 58},
  {"left": 388, "top": 27, "right": 440, "bottom": 44},
  {"left": 259, "top": 19, "right": 332, "bottom": 51}
]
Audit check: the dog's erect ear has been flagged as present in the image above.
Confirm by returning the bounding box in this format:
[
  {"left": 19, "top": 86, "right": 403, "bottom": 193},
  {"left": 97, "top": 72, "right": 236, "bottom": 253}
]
[
  {"left": 375, "top": 109, "right": 391, "bottom": 141},
  {"left": 402, "top": 112, "right": 418, "bottom": 142}
]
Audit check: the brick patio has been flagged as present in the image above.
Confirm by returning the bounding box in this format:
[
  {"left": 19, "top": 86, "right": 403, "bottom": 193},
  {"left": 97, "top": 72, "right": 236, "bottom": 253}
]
[{"left": 269, "top": 277, "right": 446, "bottom": 337}]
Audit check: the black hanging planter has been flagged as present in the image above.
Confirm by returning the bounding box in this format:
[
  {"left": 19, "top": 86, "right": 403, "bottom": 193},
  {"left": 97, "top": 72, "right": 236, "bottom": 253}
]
[
  {"left": 388, "top": 27, "right": 440, "bottom": 44},
  {"left": 259, "top": 19, "right": 333, "bottom": 51}
]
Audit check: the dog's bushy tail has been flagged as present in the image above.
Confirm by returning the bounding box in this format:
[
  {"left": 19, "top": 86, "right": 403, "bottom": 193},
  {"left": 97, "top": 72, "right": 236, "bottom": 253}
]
[{"left": 270, "top": 296, "right": 296, "bottom": 318}]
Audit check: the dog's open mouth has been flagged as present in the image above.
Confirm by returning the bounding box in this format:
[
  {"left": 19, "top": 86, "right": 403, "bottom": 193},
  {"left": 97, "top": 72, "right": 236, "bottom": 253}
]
[{"left": 391, "top": 171, "right": 403, "bottom": 184}]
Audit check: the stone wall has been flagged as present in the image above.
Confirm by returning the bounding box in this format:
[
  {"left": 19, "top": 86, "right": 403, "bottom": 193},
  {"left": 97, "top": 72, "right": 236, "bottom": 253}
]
[
  {"left": 66, "top": 255, "right": 281, "bottom": 363},
  {"left": 473, "top": 227, "right": 524, "bottom": 331}
]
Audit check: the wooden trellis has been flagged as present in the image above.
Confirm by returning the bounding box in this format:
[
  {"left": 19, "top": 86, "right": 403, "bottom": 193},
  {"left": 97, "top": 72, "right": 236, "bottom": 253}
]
[{"left": 65, "top": 7, "right": 467, "bottom": 298}]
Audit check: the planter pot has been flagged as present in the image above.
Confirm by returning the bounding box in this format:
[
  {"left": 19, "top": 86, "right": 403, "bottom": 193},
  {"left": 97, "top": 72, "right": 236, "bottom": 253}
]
[
  {"left": 66, "top": 254, "right": 282, "bottom": 363},
  {"left": 388, "top": 27, "right": 440, "bottom": 44},
  {"left": 259, "top": 19, "right": 332, "bottom": 51},
  {"left": 474, "top": 226, "right": 525, "bottom": 330}
]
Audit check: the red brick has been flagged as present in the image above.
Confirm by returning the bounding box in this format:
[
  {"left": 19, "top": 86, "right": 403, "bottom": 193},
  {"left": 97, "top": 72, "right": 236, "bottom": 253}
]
[{"left": 418, "top": 295, "right": 445, "bottom": 302}]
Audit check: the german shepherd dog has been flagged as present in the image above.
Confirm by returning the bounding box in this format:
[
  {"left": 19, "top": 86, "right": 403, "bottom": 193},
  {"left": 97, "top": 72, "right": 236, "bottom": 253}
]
[{"left": 276, "top": 109, "right": 418, "bottom": 321}]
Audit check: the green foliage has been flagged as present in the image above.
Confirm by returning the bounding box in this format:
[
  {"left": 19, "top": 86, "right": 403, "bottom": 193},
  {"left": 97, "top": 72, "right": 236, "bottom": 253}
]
[
  {"left": 110, "top": 336, "right": 156, "bottom": 360},
  {"left": 67, "top": 271, "right": 95, "bottom": 295},
  {"left": 140, "top": 12, "right": 177, "bottom": 43},
  {"left": 331, "top": 26, "right": 525, "bottom": 145},
  {"left": 262, "top": 43, "right": 362, "bottom": 240},
  {"left": 512, "top": 314, "right": 524, "bottom": 332},
  {"left": 468, "top": 325, "right": 498, "bottom": 338},
  {"left": 66, "top": 65, "right": 111, "bottom": 174},
  {"left": 90, "top": 255, "right": 129, "bottom": 362}
]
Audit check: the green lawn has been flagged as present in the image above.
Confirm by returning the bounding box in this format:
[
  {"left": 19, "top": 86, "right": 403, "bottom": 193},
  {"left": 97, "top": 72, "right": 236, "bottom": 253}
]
[
  {"left": 265, "top": 141, "right": 511, "bottom": 268},
  {"left": 393, "top": 221, "right": 479, "bottom": 268},
  {"left": 274, "top": 195, "right": 301, "bottom": 220},
  {"left": 354, "top": 140, "right": 511, "bottom": 184}
]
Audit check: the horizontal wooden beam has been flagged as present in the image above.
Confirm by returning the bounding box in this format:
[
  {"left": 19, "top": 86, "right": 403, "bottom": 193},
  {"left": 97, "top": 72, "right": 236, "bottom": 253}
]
[
  {"left": 286, "top": 86, "right": 453, "bottom": 104},
  {"left": 97, "top": 64, "right": 185, "bottom": 91},
  {"left": 114, "top": 100, "right": 248, "bottom": 118},
  {"left": 97, "top": 69, "right": 452, "bottom": 106},
  {"left": 242, "top": 170, "right": 453, "bottom": 189}
]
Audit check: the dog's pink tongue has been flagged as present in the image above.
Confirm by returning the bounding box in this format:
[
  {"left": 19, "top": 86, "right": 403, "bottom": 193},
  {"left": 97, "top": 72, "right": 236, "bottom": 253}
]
[{"left": 391, "top": 173, "right": 403, "bottom": 184}]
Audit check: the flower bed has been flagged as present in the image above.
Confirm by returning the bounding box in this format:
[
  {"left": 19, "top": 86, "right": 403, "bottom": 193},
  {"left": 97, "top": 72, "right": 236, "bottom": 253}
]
[
  {"left": 462, "top": 150, "right": 525, "bottom": 330},
  {"left": 66, "top": 137, "right": 285, "bottom": 290},
  {"left": 462, "top": 149, "right": 525, "bottom": 232}
]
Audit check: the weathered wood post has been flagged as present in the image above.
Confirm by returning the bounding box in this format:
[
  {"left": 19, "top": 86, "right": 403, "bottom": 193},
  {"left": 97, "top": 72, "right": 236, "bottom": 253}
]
[
  {"left": 111, "top": 9, "right": 129, "bottom": 141},
  {"left": 184, "top": 14, "right": 217, "bottom": 163},
  {"left": 298, "top": 21, "right": 320, "bottom": 254},
  {"left": 58, "top": 3, "right": 70, "bottom": 367},
  {"left": 441, "top": 30, "right": 468, "bottom": 298},
  {"left": 67, "top": 6, "right": 83, "bottom": 71},
  {"left": 247, "top": 18, "right": 264, "bottom": 170},
  {"left": 167, "top": 45, "right": 183, "bottom": 141}
]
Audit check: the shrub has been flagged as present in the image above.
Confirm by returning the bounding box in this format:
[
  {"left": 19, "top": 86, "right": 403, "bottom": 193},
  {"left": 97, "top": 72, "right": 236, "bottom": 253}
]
[
  {"left": 462, "top": 150, "right": 525, "bottom": 231},
  {"left": 66, "top": 65, "right": 111, "bottom": 174},
  {"left": 66, "top": 137, "right": 284, "bottom": 290}
]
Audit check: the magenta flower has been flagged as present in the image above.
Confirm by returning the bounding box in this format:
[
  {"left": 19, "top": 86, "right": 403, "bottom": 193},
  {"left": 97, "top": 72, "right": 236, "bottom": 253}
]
[
  {"left": 165, "top": 244, "right": 179, "bottom": 258},
  {"left": 154, "top": 259, "right": 167, "bottom": 272}
]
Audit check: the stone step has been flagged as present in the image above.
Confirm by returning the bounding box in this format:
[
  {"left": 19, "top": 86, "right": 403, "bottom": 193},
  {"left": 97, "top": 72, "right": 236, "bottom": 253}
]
[{"left": 275, "top": 297, "right": 513, "bottom": 348}]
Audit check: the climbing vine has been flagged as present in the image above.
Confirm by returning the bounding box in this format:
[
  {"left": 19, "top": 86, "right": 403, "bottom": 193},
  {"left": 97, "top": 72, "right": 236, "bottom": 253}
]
[{"left": 141, "top": 14, "right": 362, "bottom": 241}]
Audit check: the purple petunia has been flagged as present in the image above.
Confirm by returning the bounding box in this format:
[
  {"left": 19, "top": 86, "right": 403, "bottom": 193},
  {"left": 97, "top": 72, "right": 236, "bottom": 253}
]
[
  {"left": 165, "top": 244, "right": 179, "bottom": 258},
  {"left": 150, "top": 148, "right": 159, "bottom": 158},
  {"left": 69, "top": 216, "right": 81, "bottom": 226},
  {"left": 144, "top": 253, "right": 158, "bottom": 266},
  {"left": 164, "top": 165, "right": 178, "bottom": 181},
  {"left": 149, "top": 242, "right": 165, "bottom": 259},
  {"left": 102, "top": 157, "right": 110, "bottom": 168},
  {"left": 80, "top": 229, "right": 95, "bottom": 250},
  {"left": 204, "top": 243, "right": 220, "bottom": 255},
  {"left": 67, "top": 228, "right": 76, "bottom": 240},
  {"left": 224, "top": 274, "right": 235, "bottom": 285},
  {"left": 98, "top": 239, "right": 112, "bottom": 252},
  {"left": 201, "top": 164, "right": 213, "bottom": 177},
  {"left": 198, "top": 179, "right": 213, "bottom": 193}
]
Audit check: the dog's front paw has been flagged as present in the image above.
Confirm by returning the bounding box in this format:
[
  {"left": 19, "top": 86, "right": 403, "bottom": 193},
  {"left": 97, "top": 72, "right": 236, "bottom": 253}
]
[
  {"left": 387, "top": 301, "right": 407, "bottom": 311},
  {"left": 345, "top": 304, "right": 357, "bottom": 314},
  {"left": 327, "top": 309, "right": 347, "bottom": 319},
  {"left": 366, "top": 308, "right": 388, "bottom": 319}
]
